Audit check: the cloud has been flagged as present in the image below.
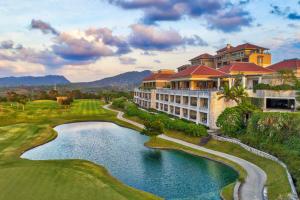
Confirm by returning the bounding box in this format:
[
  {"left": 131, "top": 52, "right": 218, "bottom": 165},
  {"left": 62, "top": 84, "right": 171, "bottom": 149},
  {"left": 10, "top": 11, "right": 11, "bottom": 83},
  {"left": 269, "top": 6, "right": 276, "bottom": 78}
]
[
  {"left": 239, "top": 0, "right": 250, "bottom": 5},
  {"left": 0, "top": 40, "right": 14, "bottom": 49},
  {"left": 85, "top": 28, "right": 131, "bottom": 54},
  {"left": 108, "top": 0, "right": 252, "bottom": 32},
  {"left": 206, "top": 7, "right": 252, "bottom": 32},
  {"left": 141, "top": 51, "right": 157, "bottom": 56},
  {"left": 129, "top": 24, "right": 207, "bottom": 51},
  {"left": 119, "top": 56, "right": 137, "bottom": 64},
  {"left": 30, "top": 19, "right": 59, "bottom": 35},
  {"left": 271, "top": 39, "right": 300, "bottom": 62},
  {"left": 270, "top": 5, "right": 300, "bottom": 21},
  {"left": 0, "top": 40, "right": 23, "bottom": 50},
  {"left": 288, "top": 12, "right": 300, "bottom": 20},
  {"left": 183, "top": 35, "right": 208, "bottom": 46},
  {"left": 52, "top": 33, "right": 114, "bottom": 62},
  {"left": 0, "top": 60, "right": 46, "bottom": 77}
]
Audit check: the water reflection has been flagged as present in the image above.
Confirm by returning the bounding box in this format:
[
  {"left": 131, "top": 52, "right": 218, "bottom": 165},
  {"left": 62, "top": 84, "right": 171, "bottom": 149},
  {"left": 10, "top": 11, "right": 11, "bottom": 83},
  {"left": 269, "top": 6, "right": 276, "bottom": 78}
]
[{"left": 22, "top": 122, "right": 238, "bottom": 200}]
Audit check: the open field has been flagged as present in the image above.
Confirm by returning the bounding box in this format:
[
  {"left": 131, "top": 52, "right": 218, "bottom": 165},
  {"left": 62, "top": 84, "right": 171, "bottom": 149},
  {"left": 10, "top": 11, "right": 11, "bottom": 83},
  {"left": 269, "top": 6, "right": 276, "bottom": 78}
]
[{"left": 0, "top": 100, "right": 158, "bottom": 200}]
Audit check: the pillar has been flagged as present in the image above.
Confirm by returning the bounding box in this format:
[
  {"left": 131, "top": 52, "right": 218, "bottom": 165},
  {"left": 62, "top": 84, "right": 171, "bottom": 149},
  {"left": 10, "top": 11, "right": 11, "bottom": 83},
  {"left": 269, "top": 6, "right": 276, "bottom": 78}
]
[
  {"left": 242, "top": 76, "right": 247, "bottom": 88},
  {"left": 217, "top": 78, "right": 221, "bottom": 90}
]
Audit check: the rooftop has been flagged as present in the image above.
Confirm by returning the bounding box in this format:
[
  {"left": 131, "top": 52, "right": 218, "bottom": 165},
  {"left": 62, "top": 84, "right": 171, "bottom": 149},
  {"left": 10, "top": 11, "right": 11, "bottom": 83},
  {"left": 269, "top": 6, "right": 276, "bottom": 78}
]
[
  {"left": 216, "top": 43, "right": 269, "bottom": 55},
  {"left": 267, "top": 58, "right": 300, "bottom": 71},
  {"left": 218, "top": 62, "right": 274, "bottom": 75},
  {"left": 189, "top": 53, "right": 214, "bottom": 61},
  {"left": 171, "top": 65, "right": 228, "bottom": 79},
  {"left": 143, "top": 69, "right": 176, "bottom": 81}
]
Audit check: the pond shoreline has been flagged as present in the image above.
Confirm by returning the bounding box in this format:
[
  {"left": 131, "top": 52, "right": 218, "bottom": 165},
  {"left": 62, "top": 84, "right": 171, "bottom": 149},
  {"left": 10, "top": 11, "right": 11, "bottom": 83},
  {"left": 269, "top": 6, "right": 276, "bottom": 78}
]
[{"left": 22, "top": 121, "right": 239, "bottom": 200}]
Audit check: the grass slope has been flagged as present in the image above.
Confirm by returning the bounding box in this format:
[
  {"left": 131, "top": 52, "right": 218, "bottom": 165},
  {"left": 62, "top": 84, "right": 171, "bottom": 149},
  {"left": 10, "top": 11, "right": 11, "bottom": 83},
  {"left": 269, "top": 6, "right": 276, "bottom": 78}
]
[{"left": 0, "top": 100, "right": 158, "bottom": 200}]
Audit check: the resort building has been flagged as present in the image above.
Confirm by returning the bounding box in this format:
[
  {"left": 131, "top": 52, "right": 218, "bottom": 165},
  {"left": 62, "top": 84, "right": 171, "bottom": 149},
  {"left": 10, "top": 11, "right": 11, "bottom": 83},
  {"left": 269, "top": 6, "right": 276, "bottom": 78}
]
[
  {"left": 214, "top": 43, "right": 271, "bottom": 68},
  {"left": 188, "top": 43, "right": 271, "bottom": 69},
  {"left": 134, "top": 43, "right": 298, "bottom": 129}
]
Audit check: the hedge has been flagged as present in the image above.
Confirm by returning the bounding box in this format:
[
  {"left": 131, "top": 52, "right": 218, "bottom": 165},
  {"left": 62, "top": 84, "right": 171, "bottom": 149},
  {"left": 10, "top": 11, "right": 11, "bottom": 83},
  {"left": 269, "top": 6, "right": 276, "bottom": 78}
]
[{"left": 112, "top": 98, "right": 208, "bottom": 137}]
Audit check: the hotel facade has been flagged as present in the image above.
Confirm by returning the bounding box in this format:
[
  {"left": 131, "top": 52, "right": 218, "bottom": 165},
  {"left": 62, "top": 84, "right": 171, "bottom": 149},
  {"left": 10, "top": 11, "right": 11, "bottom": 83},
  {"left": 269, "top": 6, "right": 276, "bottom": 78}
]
[{"left": 134, "top": 43, "right": 300, "bottom": 129}]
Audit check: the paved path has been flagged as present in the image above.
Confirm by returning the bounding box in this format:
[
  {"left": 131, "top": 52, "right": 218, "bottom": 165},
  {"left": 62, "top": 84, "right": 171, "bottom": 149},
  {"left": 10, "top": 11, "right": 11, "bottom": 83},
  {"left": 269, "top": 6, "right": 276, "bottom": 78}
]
[{"left": 103, "top": 104, "right": 267, "bottom": 200}]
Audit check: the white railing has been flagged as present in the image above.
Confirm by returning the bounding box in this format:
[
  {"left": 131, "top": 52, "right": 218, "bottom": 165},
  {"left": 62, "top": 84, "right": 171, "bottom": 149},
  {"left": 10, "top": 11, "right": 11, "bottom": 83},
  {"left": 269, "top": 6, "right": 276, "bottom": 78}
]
[{"left": 156, "top": 89, "right": 212, "bottom": 97}]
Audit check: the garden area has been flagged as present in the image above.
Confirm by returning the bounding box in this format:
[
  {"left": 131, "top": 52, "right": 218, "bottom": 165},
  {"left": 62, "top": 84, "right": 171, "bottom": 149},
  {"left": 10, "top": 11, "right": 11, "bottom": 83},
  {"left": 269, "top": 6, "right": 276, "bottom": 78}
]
[
  {"left": 112, "top": 97, "right": 208, "bottom": 137},
  {"left": 216, "top": 100, "right": 300, "bottom": 196}
]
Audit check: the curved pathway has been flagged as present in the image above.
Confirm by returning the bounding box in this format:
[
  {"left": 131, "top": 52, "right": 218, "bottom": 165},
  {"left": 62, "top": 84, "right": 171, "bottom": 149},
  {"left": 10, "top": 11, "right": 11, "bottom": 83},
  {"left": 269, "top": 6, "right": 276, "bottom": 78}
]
[{"left": 103, "top": 104, "right": 267, "bottom": 200}]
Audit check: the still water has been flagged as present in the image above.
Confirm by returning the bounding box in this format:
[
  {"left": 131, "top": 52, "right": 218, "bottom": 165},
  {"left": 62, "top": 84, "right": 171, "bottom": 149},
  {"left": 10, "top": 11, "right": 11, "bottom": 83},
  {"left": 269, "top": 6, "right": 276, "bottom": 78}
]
[{"left": 22, "top": 122, "right": 238, "bottom": 200}]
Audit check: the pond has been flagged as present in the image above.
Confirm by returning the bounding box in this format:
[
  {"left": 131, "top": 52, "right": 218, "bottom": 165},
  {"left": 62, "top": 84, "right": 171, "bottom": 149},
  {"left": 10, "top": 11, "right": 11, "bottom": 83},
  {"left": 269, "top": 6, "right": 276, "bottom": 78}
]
[{"left": 22, "top": 122, "right": 238, "bottom": 200}]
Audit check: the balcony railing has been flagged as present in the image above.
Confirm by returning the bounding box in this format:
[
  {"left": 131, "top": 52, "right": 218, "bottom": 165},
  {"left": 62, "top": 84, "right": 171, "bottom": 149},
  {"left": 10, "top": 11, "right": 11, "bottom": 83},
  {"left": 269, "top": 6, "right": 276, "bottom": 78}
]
[{"left": 156, "top": 89, "right": 212, "bottom": 97}]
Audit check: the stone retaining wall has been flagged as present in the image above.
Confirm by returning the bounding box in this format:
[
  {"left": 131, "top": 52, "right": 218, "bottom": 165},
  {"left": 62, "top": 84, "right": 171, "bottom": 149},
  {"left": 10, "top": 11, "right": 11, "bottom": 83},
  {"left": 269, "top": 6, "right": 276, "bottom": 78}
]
[{"left": 211, "top": 134, "right": 299, "bottom": 200}]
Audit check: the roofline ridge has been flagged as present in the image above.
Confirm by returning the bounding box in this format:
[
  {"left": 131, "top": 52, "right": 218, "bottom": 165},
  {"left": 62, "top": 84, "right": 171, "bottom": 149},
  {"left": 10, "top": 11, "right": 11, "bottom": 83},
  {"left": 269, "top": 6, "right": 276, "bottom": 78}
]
[{"left": 191, "top": 65, "right": 200, "bottom": 75}]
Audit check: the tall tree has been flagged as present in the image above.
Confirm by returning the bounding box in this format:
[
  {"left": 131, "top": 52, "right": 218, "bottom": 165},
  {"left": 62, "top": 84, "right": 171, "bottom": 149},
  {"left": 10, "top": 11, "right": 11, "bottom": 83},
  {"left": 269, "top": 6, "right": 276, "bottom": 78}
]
[
  {"left": 17, "top": 94, "right": 29, "bottom": 111},
  {"left": 6, "top": 91, "right": 17, "bottom": 107}
]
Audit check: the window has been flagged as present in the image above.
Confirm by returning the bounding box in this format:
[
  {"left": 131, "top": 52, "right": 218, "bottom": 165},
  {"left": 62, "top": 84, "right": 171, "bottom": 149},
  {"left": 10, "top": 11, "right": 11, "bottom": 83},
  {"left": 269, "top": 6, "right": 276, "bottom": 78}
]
[{"left": 257, "top": 56, "right": 263, "bottom": 64}]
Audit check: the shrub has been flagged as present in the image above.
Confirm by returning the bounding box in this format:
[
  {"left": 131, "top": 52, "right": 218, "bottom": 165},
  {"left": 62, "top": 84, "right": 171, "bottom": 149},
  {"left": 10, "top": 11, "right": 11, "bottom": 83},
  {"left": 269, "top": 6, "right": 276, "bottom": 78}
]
[
  {"left": 244, "top": 112, "right": 300, "bottom": 194},
  {"left": 254, "top": 83, "right": 296, "bottom": 91},
  {"left": 247, "top": 112, "right": 300, "bottom": 144},
  {"left": 142, "top": 119, "right": 164, "bottom": 136},
  {"left": 216, "top": 107, "right": 245, "bottom": 135},
  {"left": 112, "top": 97, "right": 127, "bottom": 109},
  {"left": 117, "top": 100, "right": 208, "bottom": 137}
]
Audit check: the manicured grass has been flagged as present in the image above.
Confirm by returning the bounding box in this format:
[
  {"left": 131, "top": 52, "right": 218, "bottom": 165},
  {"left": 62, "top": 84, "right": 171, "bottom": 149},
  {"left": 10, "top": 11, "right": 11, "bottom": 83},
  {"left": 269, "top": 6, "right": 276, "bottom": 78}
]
[
  {"left": 220, "top": 183, "right": 235, "bottom": 200},
  {"left": 0, "top": 100, "right": 158, "bottom": 200}
]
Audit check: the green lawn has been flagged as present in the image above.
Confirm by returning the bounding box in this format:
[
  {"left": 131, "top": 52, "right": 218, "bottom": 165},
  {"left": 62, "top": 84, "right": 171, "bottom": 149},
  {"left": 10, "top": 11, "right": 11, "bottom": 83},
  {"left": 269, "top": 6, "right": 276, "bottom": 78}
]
[{"left": 0, "top": 100, "right": 158, "bottom": 200}]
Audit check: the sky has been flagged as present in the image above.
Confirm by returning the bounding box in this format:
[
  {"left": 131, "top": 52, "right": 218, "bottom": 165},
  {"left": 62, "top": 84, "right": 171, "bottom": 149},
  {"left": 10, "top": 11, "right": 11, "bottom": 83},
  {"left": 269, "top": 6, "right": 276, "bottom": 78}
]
[{"left": 0, "top": 0, "right": 299, "bottom": 82}]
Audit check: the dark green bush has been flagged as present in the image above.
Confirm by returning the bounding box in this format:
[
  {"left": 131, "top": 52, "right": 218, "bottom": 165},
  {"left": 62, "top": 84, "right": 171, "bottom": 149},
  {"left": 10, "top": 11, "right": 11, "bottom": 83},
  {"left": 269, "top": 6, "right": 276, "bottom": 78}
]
[
  {"left": 112, "top": 99, "right": 207, "bottom": 137},
  {"left": 243, "top": 112, "right": 300, "bottom": 194},
  {"left": 247, "top": 112, "right": 300, "bottom": 144},
  {"left": 142, "top": 119, "right": 164, "bottom": 136},
  {"left": 112, "top": 97, "right": 127, "bottom": 109},
  {"left": 254, "top": 83, "right": 297, "bottom": 91},
  {"left": 216, "top": 107, "right": 245, "bottom": 135}
]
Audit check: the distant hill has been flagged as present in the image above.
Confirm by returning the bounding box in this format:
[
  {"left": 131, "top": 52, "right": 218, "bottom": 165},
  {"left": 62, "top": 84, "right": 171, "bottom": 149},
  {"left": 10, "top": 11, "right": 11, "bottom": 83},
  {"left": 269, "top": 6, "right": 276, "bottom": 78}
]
[
  {"left": 0, "top": 75, "right": 70, "bottom": 87},
  {"left": 76, "top": 70, "right": 152, "bottom": 88}
]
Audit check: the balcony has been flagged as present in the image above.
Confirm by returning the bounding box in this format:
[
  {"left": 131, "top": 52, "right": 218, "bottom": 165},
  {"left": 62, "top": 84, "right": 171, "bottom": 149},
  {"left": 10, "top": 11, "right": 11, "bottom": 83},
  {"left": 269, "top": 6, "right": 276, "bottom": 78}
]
[{"left": 156, "top": 89, "right": 211, "bottom": 97}]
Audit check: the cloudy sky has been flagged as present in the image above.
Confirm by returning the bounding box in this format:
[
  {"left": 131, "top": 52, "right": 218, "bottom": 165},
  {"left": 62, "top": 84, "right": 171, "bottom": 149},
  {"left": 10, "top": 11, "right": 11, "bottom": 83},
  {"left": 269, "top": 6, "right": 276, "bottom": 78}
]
[{"left": 0, "top": 0, "right": 299, "bottom": 82}]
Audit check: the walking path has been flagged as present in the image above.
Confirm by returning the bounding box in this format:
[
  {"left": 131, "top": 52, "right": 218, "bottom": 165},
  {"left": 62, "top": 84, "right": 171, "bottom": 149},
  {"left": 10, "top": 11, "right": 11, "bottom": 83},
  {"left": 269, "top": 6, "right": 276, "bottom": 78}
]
[{"left": 103, "top": 104, "right": 267, "bottom": 200}]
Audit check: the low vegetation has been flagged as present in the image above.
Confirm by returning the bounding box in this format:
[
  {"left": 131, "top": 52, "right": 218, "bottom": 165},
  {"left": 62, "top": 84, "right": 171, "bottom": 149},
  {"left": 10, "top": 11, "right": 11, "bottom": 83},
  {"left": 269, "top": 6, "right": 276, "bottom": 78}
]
[
  {"left": 217, "top": 105, "right": 300, "bottom": 196},
  {"left": 0, "top": 99, "right": 158, "bottom": 200},
  {"left": 112, "top": 97, "right": 208, "bottom": 137}
]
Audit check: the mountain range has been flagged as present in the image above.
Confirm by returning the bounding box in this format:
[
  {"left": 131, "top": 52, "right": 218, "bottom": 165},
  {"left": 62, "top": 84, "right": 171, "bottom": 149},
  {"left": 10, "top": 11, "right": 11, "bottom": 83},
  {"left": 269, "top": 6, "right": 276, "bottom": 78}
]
[
  {"left": 0, "top": 75, "right": 70, "bottom": 87},
  {"left": 0, "top": 70, "right": 152, "bottom": 88}
]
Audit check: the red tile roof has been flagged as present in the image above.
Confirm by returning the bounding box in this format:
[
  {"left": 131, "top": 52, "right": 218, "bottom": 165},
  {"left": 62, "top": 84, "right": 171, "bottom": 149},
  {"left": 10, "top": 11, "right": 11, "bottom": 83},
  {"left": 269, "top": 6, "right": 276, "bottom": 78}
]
[
  {"left": 267, "top": 59, "right": 300, "bottom": 71},
  {"left": 216, "top": 43, "right": 268, "bottom": 55},
  {"left": 171, "top": 65, "right": 228, "bottom": 79},
  {"left": 190, "top": 53, "right": 214, "bottom": 61},
  {"left": 218, "top": 62, "right": 274, "bottom": 74},
  {"left": 143, "top": 72, "right": 175, "bottom": 81}
]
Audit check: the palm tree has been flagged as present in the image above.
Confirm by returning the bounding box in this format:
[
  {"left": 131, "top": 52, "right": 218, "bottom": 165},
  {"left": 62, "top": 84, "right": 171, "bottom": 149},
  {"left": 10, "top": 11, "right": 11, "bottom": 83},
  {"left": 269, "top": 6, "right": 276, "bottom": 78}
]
[
  {"left": 218, "top": 83, "right": 248, "bottom": 104},
  {"left": 217, "top": 84, "right": 237, "bottom": 102},
  {"left": 232, "top": 85, "right": 248, "bottom": 104}
]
